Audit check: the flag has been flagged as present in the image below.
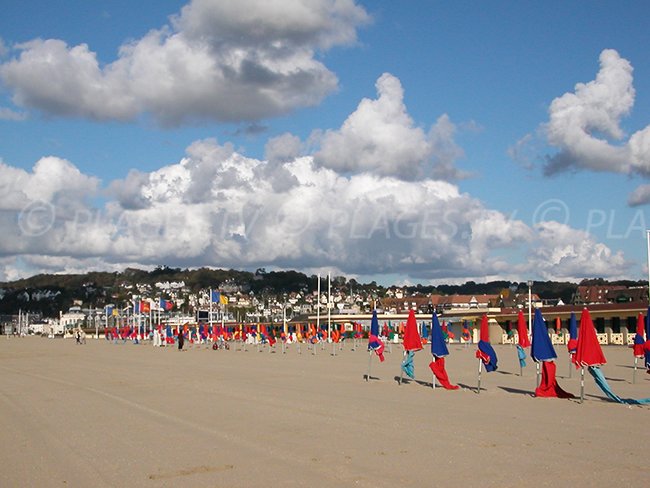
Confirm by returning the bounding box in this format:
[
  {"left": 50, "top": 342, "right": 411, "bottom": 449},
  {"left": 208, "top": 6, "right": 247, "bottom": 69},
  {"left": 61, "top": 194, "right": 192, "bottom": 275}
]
[
  {"left": 104, "top": 305, "right": 114, "bottom": 316},
  {"left": 211, "top": 290, "right": 221, "bottom": 303},
  {"left": 140, "top": 300, "right": 151, "bottom": 313},
  {"left": 220, "top": 294, "right": 228, "bottom": 305},
  {"left": 159, "top": 299, "right": 173, "bottom": 311}
]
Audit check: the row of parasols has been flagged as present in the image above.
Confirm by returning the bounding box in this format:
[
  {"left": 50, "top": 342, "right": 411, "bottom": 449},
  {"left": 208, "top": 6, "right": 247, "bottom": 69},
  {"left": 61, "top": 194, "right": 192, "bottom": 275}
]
[{"left": 366, "top": 307, "right": 650, "bottom": 405}]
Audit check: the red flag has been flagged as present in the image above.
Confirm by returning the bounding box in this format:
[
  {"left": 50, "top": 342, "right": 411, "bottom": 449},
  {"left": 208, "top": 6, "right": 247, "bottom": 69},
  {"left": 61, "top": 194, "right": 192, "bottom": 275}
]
[
  {"left": 402, "top": 310, "right": 423, "bottom": 352},
  {"left": 574, "top": 308, "right": 606, "bottom": 367}
]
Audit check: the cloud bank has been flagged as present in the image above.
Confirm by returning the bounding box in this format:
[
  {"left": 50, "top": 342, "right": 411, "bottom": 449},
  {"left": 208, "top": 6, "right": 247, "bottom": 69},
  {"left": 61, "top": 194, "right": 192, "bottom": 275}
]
[{"left": 0, "top": 135, "right": 629, "bottom": 283}]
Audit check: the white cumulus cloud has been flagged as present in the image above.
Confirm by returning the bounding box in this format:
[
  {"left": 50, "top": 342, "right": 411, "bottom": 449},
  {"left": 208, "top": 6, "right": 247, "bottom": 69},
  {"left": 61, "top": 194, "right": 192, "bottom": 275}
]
[
  {"left": 0, "top": 0, "right": 370, "bottom": 125},
  {"left": 0, "top": 137, "right": 628, "bottom": 283},
  {"left": 512, "top": 49, "right": 650, "bottom": 204},
  {"left": 313, "top": 73, "right": 468, "bottom": 180},
  {"left": 527, "top": 221, "right": 630, "bottom": 280}
]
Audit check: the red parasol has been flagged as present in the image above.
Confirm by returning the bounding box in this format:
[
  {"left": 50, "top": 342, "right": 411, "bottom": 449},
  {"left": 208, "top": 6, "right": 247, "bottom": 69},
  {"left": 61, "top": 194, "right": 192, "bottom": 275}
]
[
  {"left": 574, "top": 308, "right": 607, "bottom": 367},
  {"left": 479, "top": 314, "right": 489, "bottom": 342},
  {"left": 574, "top": 308, "right": 606, "bottom": 403},
  {"left": 403, "top": 310, "right": 423, "bottom": 352},
  {"left": 633, "top": 313, "right": 645, "bottom": 357},
  {"left": 517, "top": 310, "right": 530, "bottom": 348}
]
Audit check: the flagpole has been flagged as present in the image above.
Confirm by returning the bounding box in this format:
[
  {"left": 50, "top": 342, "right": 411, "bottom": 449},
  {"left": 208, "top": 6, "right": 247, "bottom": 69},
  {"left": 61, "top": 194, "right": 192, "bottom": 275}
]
[
  {"left": 647, "top": 230, "right": 650, "bottom": 302},
  {"left": 366, "top": 350, "right": 372, "bottom": 381},
  {"left": 209, "top": 289, "right": 213, "bottom": 335},
  {"left": 327, "top": 272, "right": 331, "bottom": 342},
  {"left": 527, "top": 280, "right": 533, "bottom": 339},
  {"left": 431, "top": 354, "right": 436, "bottom": 390},
  {"left": 316, "top": 274, "right": 320, "bottom": 337}
]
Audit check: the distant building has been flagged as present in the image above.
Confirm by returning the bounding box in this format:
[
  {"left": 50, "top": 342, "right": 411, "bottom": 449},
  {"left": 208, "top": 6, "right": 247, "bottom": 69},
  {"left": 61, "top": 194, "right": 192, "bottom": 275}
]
[
  {"left": 431, "top": 294, "right": 500, "bottom": 310},
  {"left": 573, "top": 285, "right": 648, "bottom": 305}
]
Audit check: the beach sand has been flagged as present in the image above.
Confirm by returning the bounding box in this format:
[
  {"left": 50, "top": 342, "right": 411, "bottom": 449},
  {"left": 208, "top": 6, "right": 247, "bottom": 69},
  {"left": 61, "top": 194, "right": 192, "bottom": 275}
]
[{"left": 1, "top": 336, "right": 648, "bottom": 487}]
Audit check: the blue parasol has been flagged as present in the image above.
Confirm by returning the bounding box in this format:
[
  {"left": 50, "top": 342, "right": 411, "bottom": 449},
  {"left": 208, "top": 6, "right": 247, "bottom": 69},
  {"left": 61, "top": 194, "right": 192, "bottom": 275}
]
[
  {"left": 569, "top": 312, "right": 578, "bottom": 341},
  {"left": 531, "top": 308, "right": 557, "bottom": 362},
  {"left": 370, "top": 310, "right": 380, "bottom": 338},
  {"left": 430, "top": 313, "right": 449, "bottom": 358}
]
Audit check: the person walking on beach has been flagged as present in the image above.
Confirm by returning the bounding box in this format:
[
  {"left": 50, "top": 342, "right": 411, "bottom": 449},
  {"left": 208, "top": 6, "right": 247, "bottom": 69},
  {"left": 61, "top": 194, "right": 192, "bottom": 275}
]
[{"left": 177, "top": 328, "right": 184, "bottom": 351}]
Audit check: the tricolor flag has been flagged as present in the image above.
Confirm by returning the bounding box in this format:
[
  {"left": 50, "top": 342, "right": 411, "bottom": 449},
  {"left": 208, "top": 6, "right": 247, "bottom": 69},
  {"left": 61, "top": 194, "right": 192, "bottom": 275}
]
[{"left": 159, "top": 299, "right": 173, "bottom": 311}]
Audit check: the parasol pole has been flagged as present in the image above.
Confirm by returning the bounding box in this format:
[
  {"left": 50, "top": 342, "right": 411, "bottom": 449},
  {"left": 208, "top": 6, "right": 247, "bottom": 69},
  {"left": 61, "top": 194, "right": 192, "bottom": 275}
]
[
  {"left": 431, "top": 355, "right": 436, "bottom": 390},
  {"left": 366, "top": 350, "right": 372, "bottom": 381},
  {"left": 536, "top": 362, "right": 541, "bottom": 388},
  {"left": 477, "top": 358, "right": 483, "bottom": 394},
  {"left": 398, "top": 351, "right": 406, "bottom": 385},
  {"left": 580, "top": 366, "right": 585, "bottom": 403},
  {"left": 633, "top": 356, "right": 638, "bottom": 384}
]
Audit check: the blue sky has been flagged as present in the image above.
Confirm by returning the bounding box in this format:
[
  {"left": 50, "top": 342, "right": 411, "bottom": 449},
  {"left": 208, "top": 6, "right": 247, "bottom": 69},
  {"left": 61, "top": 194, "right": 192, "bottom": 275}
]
[{"left": 1, "top": 0, "right": 649, "bottom": 285}]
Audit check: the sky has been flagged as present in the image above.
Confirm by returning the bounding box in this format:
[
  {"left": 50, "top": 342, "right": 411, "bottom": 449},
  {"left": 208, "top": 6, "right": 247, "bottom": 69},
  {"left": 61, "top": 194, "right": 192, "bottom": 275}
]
[{"left": 1, "top": 0, "right": 650, "bottom": 286}]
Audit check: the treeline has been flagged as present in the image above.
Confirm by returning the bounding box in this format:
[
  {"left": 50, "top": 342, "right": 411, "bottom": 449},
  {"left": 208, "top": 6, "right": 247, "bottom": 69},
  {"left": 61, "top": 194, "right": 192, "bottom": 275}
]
[{"left": 0, "top": 266, "right": 646, "bottom": 317}]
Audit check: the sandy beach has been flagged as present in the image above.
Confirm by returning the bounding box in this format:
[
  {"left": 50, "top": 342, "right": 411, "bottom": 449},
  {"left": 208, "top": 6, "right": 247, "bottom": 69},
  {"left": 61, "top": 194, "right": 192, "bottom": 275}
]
[{"left": 1, "top": 336, "right": 648, "bottom": 487}]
